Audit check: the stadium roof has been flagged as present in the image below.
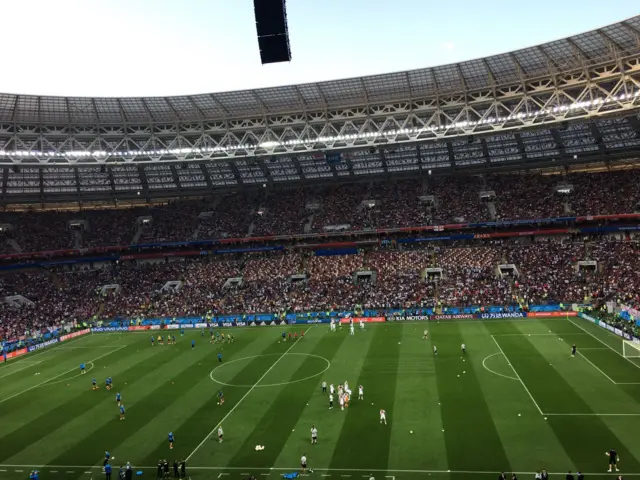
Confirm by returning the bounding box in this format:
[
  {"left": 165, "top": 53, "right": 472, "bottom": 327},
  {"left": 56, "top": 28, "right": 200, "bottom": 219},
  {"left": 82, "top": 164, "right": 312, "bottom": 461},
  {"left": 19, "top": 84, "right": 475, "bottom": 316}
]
[{"left": 1, "top": 16, "right": 639, "bottom": 126}]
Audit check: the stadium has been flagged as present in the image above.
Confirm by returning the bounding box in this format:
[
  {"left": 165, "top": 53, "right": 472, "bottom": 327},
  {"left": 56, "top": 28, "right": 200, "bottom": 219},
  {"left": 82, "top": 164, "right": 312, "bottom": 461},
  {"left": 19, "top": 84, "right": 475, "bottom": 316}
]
[{"left": 1, "top": 7, "right": 640, "bottom": 480}]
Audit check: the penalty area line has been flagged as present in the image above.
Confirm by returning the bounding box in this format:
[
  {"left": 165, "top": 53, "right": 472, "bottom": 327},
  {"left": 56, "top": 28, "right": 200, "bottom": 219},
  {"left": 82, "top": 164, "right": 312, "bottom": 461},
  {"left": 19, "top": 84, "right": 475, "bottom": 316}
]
[{"left": 0, "top": 345, "right": 126, "bottom": 405}]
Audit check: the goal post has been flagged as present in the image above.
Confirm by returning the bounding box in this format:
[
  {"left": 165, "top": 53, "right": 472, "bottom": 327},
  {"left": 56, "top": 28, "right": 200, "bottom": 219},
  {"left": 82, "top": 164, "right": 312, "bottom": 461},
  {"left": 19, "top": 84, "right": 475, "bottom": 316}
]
[{"left": 622, "top": 340, "right": 640, "bottom": 358}]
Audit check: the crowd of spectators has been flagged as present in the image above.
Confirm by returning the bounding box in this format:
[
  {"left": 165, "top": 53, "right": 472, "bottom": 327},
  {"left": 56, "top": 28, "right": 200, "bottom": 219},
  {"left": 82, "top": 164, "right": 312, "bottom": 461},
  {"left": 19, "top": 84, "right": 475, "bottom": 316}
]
[
  {"left": 3, "top": 238, "right": 640, "bottom": 342},
  {"left": 0, "top": 170, "right": 639, "bottom": 254}
]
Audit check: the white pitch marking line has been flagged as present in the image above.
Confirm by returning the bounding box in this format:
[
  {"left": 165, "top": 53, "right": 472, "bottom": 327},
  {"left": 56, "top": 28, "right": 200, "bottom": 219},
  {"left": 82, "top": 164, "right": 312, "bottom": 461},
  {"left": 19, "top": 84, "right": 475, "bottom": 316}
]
[
  {"left": 492, "top": 333, "right": 590, "bottom": 336},
  {"left": 568, "top": 318, "right": 640, "bottom": 371},
  {"left": 0, "top": 345, "right": 126, "bottom": 404},
  {"left": 482, "top": 352, "right": 518, "bottom": 381},
  {"left": 544, "top": 413, "right": 640, "bottom": 416},
  {"left": 491, "top": 335, "right": 544, "bottom": 415},
  {"left": 9, "top": 465, "right": 640, "bottom": 476},
  {"left": 185, "top": 327, "right": 313, "bottom": 462},
  {"left": 577, "top": 352, "right": 616, "bottom": 384},
  {"left": 0, "top": 362, "right": 41, "bottom": 380}
]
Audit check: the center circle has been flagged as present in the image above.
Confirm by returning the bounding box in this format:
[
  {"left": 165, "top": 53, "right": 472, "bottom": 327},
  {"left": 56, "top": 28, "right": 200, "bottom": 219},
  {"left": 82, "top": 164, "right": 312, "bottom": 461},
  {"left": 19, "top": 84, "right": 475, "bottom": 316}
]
[{"left": 209, "top": 353, "right": 331, "bottom": 388}]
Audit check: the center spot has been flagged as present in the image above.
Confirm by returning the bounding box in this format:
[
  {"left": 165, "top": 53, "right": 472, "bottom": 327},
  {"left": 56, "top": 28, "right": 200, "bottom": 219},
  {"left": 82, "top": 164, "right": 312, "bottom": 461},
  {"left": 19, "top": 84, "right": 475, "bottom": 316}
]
[{"left": 209, "top": 353, "right": 331, "bottom": 388}]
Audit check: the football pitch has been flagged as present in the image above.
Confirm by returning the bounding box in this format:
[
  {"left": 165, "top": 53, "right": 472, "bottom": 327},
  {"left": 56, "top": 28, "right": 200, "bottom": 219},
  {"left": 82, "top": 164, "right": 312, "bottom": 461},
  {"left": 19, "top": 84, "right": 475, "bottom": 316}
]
[{"left": 1, "top": 316, "right": 640, "bottom": 480}]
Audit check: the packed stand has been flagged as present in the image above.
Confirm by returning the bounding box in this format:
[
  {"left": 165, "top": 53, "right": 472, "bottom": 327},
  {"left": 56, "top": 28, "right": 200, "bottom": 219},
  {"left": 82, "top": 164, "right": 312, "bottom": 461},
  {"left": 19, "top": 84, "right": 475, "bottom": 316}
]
[
  {"left": 489, "top": 174, "right": 567, "bottom": 220},
  {"left": 251, "top": 189, "right": 309, "bottom": 236},
  {"left": 2, "top": 239, "right": 640, "bottom": 334},
  {"left": 429, "top": 176, "right": 489, "bottom": 224},
  {"left": 197, "top": 193, "right": 254, "bottom": 239},
  {"left": 369, "top": 180, "right": 431, "bottom": 228},
  {"left": 567, "top": 170, "right": 640, "bottom": 216},
  {"left": 311, "top": 185, "right": 367, "bottom": 231}
]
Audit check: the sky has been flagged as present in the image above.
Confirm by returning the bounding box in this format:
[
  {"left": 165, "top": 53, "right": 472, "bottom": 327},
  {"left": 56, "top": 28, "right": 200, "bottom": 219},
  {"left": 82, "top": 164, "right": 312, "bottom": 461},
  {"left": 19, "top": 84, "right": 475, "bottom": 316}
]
[{"left": 0, "top": 0, "right": 637, "bottom": 98}]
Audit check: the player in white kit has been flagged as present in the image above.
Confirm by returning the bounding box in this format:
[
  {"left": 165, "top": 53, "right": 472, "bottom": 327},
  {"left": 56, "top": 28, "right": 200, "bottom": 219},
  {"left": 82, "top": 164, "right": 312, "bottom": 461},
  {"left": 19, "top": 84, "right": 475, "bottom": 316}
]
[
  {"left": 217, "top": 425, "right": 224, "bottom": 443},
  {"left": 461, "top": 343, "right": 466, "bottom": 354},
  {"left": 349, "top": 324, "right": 355, "bottom": 335},
  {"left": 339, "top": 394, "right": 345, "bottom": 411},
  {"left": 379, "top": 409, "right": 387, "bottom": 425},
  {"left": 329, "top": 384, "right": 335, "bottom": 395},
  {"left": 330, "top": 320, "right": 336, "bottom": 332},
  {"left": 433, "top": 345, "right": 438, "bottom": 356},
  {"left": 358, "top": 385, "right": 364, "bottom": 400},
  {"left": 360, "top": 320, "right": 364, "bottom": 330},
  {"left": 423, "top": 329, "right": 428, "bottom": 339}
]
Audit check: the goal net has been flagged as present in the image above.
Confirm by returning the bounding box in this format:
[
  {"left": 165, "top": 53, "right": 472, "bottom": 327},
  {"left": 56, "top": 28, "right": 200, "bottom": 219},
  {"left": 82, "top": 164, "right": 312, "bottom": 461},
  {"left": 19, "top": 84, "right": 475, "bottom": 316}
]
[{"left": 622, "top": 340, "right": 640, "bottom": 358}]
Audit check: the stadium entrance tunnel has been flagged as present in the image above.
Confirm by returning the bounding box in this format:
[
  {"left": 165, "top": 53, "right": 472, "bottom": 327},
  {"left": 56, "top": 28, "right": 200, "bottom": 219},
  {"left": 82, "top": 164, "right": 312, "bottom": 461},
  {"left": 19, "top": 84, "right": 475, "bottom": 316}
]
[{"left": 209, "top": 353, "right": 331, "bottom": 388}]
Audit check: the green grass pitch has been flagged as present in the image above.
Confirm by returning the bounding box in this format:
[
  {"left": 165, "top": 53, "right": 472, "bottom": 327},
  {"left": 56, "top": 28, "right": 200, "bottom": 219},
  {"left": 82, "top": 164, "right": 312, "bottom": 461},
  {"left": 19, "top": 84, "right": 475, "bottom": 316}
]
[{"left": 1, "top": 316, "right": 640, "bottom": 480}]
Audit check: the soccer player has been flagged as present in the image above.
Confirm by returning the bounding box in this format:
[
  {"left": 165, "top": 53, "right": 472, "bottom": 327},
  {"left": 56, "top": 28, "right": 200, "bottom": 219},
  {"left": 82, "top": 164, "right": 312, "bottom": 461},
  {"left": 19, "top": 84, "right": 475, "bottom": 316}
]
[
  {"left": 349, "top": 324, "right": 355, "bottom": 336},
  {"left": 339, "top": 394, "right": 345, "bottom": 411},
  {"left": 358, "top": 385, "right": 364, "bottom": 400},
  {"left": 180, "top": 328, "right": 185, "bottom": 337},
  {"left": 310, "top": 425, "right": 318, "bottom": 444},
  {"left": 119, "top": 404, "right": 125, "bottom": 420},
  {"left": 294, "top": 332, "right": 298, "bottom": 340},
  {"left": 157, "top": 335, "right": 162, "bottom": 345},
  {"left": 172, "top": 335, "right": 176, "bottom": 344},
  {"left": 104, "top": 451, "right": 111, "bottom": 467},
  {"left": 93, "top": 378, "right": 98, "bottom": 390},
  {"left": 201, "top": 328, "right": 205, "bottom": 337},
  {"left": 116, "top": 392, "right": 121, "bottom": 406},
  {"left": 566, "top": 471, "right": 574, "bottom": 480},
  {"left": 498, "top": 473, "right": 506, "bottom": 480},
  {"left": 218, "top": 352, "right": 222, "bottom": 363},
  {"left": 282, "top": 331, "right": 286, "bottom": 342},
  {"left": 301, "top": 454, "right": 307, "bottom": 474},
  {"left": 217, "top": 425, "right": 224, "bottom": 443},
  {"left": 104, "top": 463, "right": 112, "bottom": 480},
  {"left": 321, "top": 381, "right": 327, "bottom": 394},
  {"left": 80, "top": 363, "right": 86, "bottom": 374},
  {"left": 329, "top": 393, "right": 334, "bottom": 409},
  {"left": 330, "top": 320, "right": 336, "bottom": 332},
  {"left": 606, "top": 449, "right": 619, "bottom": 472},
  {"left": 329, "top": 384, "right": 335, "bottom": 395},
  {"left": 151, "top": 336, "right": 155, "bottom": 346},
  {"left": 288, "top": 332, "right": 293, "bottom": 341},
  {"left": 191, "top": 339, "right": 195, "bottom": 349},
  {"left": 577, "top": 472, "right": 583, "bottom": 480},
  {"left": 380, "top": 409, "right": 387, "bottom": 425},
  {"left": 433, "top": 345, "right": 438, "bottom": 356},
  {"left": 218, "top": 390, "right": 225, "bottom": 405},
  {"left": 572, "top": 344, "right": 577, "bottom": 358},
  {"left": 168, "top": 432, "right": 175, "bottom": 450},
  {"left": 360, "top": 320, "right": 364, "bottom": 331},
  {"left": 423, "top": 329, "right": 428, "bottom": 340},
  {"left": 461, "top": 343, "right": 466, "bottom": 355}
]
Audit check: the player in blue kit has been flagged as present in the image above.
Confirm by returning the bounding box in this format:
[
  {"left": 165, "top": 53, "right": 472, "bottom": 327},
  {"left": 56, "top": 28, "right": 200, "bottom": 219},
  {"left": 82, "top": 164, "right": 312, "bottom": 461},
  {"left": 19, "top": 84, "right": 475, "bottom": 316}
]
[
  {"left": 92, "top": 378, "right": 98, "bottom": 390},
  {"left": 172, "top": 335, "right": 176, "bottom": 344},
  {"left": 180, "top": 328, "right": 185, "bottom": 336},
  {"left": 168, "top": 432, "right": 175, "bottom": 449},
  {"left": 106, "top": 377, "right": 113, "bottom": 390},
  {"left": 191, "top": 339, "right": 195, "bottom": 349},
  {"left": 116, "top": 392, "right": 121, "bottom": 406},
  {"left": 218, "top": 390, "right": 225, "bottom": 405},
  {"left": 80, "top": 363, "right": 86, "bottom": 374},
  {"left": 103, "top": 451, "right": 111, "bottom": 466},
  {"left": 218, "top": 352, "right": 222, "bottom": 363},
  {"left": 151, "top": 336, "right": 155, "bottom": 346},
  {"left": 119, "top": 404, "right": 125, "bottom": 420}
]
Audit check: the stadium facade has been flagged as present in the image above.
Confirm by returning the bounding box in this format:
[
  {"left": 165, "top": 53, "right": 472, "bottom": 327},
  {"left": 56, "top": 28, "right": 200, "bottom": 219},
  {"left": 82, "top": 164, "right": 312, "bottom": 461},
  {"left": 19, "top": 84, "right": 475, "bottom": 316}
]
[{"left": 0, "top": 17, "right": 639, "bottom": 205}]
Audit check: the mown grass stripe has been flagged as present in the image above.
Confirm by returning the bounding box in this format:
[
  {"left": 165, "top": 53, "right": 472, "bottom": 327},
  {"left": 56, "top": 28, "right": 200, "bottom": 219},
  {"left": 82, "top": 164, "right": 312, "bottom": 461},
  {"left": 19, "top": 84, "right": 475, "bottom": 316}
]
[
  {"left": 225, "top": 331, "right": 348, "bottom": 468},
  {"left": 488, "top": 321, "right": 640, "bottom": 472},
  {"left": 41, "top": 341, "right": 227, "bottom": 466},
  {"left": 432, "top": 322, "right": 511, "bottom": 476},
  {"left": 0, "top": 345, "right": 150, "bottom": 463},
  {"left": 328, "top": 324, "right": 402, "bottom": 470},
  {"left": 138, "top": 334, "right": 300, "bottom": 465}
]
